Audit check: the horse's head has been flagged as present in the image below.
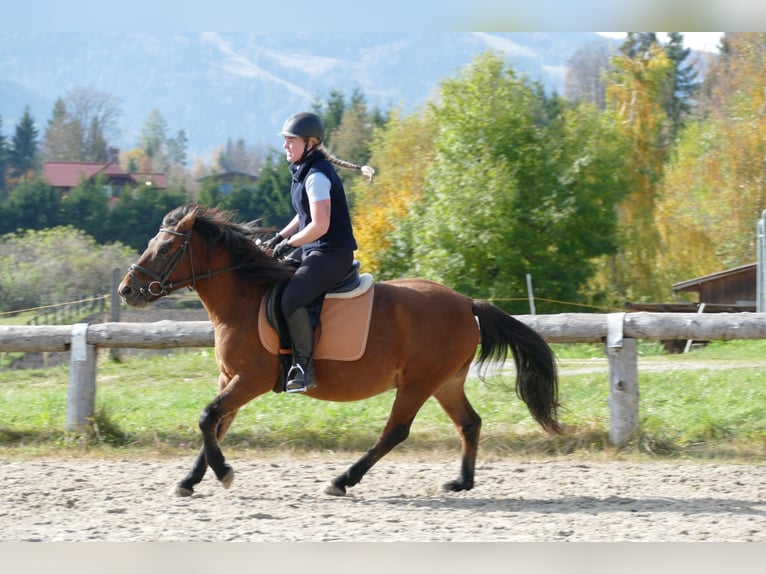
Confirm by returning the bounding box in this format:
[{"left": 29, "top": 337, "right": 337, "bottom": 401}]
[
  {"left": 119, "top": 203, "right": 295, "bottom": 309},
  {"left": 118, "top": 205, "right": 199, "bottom": 308}
]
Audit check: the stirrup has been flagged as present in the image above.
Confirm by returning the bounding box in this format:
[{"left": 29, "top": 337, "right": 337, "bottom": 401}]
[{"left": 285, "top": 363, "right": 316, "bottom": 393}]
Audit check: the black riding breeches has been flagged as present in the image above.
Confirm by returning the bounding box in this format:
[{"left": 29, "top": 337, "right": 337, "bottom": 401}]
[{"left": 280, "top": 248, "right": 354, "bottom": 318}]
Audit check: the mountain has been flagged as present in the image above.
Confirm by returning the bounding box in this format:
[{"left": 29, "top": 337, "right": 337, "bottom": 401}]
[{"left": 0, "top": 32, "right": 613, "bottom": 159}]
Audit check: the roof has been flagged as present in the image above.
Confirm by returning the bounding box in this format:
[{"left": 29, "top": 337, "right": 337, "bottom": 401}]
[
  {"left": 672, "top": 262, "right": 757, "bottom": 292},
  {"left": 196, "top": 170, "right": 259, "bottom": 182},
  {"left": 42, "top": 161, "right": 165, "bottom": 189},
  {"left": 43, "top": 161, "right": 113, "bottom": 187}
]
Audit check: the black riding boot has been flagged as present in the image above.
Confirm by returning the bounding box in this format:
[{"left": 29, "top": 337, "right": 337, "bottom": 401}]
[{"left": 285, "top": 307, "right": 317, "bottom": 393}]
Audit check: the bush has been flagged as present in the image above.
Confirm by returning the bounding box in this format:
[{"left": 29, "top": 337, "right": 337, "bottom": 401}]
[{"left": 0, "top": 226, "right": 137, "bottom": 312}]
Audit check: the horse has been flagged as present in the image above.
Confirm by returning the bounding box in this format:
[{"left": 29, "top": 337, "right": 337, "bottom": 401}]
[{"left": 118, "top": 203, "right": 562, "bottom": 497}]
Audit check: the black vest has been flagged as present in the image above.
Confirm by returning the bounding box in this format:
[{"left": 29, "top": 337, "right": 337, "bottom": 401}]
[{"left": 289, "top": 151, "right": 357, "bottom": 253}]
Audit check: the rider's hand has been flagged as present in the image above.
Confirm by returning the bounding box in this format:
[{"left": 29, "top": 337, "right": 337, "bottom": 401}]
[
  {"left": 262, "top": 233, "right": 283, "bottom": 250},
  {"left": 272, "top": 237, "right": 293, "bottom": 259}
]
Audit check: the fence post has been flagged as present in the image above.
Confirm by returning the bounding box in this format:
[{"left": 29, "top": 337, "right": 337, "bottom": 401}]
[
  {"left": 606, "top": 338, "right": 639, "bottom": 447},
  {"left": 66, "top": 323, "right": 97, "bottom": 431},
  {"left": 605, "top": 313, "right": 639, "bottom": 447}
]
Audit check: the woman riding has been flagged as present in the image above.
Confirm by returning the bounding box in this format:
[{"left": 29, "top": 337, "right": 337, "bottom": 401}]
[{"left": 264, "top": 111, "right": 374, "bottom": 393}]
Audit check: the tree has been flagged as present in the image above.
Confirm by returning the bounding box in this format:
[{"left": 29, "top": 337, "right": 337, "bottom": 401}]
[
  {"left": 9, "top": 106, "right": 39, "bottom": 179},
  {"left": 0, "top": 177, "right": 60, "bottom": 234},
  {"left": 205, "top": 149, "right": 294, "bottom": 230},
  {"left": 84, "top": 116, "right": 109, "bottom": 163},
  {"left": 594, "top": 42, "right": 674, "bottom": 303},
  {"left": 378, "top": 53, "right": 630, "bottom": 313},
  {"left": 0, "top": 226, "right": 136, "bottom": 312},
  {"left": 42, "top": 98, "right": 82, "bottom": 161},
  {"left": 138, "top": 109, "right": 169, "bottom": 171},
  {"left": 327, "top": 99, "right": 376, "bottom": 188},
  {"left": 654, "top": 33, "right": 766, "bottom": 286},
  {"left": 620, "top": 32, "right": 660, "bottom": 58},
  {"left": 663, "top": 33, "right": 701, "bottom": 145},
  {"left": 106, "top": 185, "right": 189, "bottom": 251},
  {"left": 217, "top": 138, "right": 265, "bottom": 175},
  {"left": 167, "top": 129, "right": 189, "bottom": 167},
  {"left": 565, "top": 39, "right": 614, "bottom": 108},
  {"left": 0, "top": 115, "right": 8, "bottom": 198},
  {"left": 41, "top": 88, "right": 122, "bottom": 162},
  {"left": 351, "top": 109, "right": 437, "bottom": 277},
  {"left": 59, "top": 175, "right": 110, "bottom": 243}
]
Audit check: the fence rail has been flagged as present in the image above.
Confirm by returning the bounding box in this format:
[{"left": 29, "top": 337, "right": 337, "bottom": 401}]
[{"left": 2, "top": 312, "right": 766, "bottom": 446}]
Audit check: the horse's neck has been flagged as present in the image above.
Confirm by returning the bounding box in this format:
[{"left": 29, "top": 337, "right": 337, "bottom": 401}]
[{"left": 194, "top": 275, "right": 264, "bottom": 326}]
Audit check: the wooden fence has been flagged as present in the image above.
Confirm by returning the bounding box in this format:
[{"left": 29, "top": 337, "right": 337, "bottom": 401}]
[{"left": 2, "top": 311, "right": 766, "bottom": 446}]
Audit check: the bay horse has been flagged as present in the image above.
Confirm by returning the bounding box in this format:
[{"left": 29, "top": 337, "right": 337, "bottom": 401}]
[{"left": 118, "top": 203, "right": 561, "bottom": 497}]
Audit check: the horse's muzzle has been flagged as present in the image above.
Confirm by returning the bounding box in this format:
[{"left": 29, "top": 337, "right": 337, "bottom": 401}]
[{"left": 118, "top": 276, "right": 150, "bottom": 308}]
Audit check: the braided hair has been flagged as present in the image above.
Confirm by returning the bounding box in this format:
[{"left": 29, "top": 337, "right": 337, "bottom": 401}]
[{"left": 316, "top": 144, "right": 375, "bottom": 181}]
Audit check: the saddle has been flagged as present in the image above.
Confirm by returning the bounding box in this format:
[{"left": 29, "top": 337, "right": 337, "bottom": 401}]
[{"left": 259, "top": 261, "right": 375, "bottom": 393}]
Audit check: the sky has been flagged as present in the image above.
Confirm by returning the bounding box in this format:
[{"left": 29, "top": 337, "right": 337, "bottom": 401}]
[
  {"left": 1, "top": 2, "right": 762, "bottom": 33},
  {"left": 597, "top": 32, "right": 724, "bottom": 53}
]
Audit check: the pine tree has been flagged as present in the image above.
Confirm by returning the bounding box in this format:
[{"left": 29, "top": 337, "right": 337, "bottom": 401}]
[
  {"left": 0, "top": 115, "right": 8, "bottom": 197},
  {"left": 664, "top": 32, "right": 700, "bottom": 144},
  {"left": 42, "top": 98, "right": 82, "bottom": 161},
  {"left": 10, "top": 106, "right": 39, "bottom": 179}
]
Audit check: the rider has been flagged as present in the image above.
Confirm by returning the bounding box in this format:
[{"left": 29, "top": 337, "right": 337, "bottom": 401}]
[{"left": 264, "top": 112, "right": 374, "bottom": 393}]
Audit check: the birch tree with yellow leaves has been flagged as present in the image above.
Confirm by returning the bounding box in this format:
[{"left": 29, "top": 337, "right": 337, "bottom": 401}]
[
  {"left": 655, "top": 33, "right": 766, "bottom": 289},
  {"left": 591, "top": 40, "right": 674, "bottom": 303}
]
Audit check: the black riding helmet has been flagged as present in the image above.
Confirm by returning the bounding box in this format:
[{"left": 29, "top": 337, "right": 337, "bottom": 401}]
[{"left": 279, "top": 112, "right": 325, "bottom": 143}]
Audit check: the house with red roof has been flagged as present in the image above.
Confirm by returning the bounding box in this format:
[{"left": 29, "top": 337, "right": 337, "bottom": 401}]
[{"left": 42, "top": 149, "right": 166, "bottom": 205}]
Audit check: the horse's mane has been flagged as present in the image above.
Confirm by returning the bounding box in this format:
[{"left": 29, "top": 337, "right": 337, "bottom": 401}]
[{"left": 163, "top": 203, "right": 296, "bottom": 285}]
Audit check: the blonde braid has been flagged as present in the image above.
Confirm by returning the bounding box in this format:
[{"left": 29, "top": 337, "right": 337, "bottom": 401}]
[{"left": 316, "top": 143, "right": 375, "bottom": 181}]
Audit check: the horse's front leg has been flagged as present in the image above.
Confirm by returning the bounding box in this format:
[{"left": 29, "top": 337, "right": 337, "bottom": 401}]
[
  {"left": 176, "top": 446, "right": 208, "bottom": 497},
  {"left": 174, "top": 373, "right": 243, "bottom": 496},
  {"left": 198, "top": 397, "right": 236, "bottom": 489},
  {"left": 175, "top": 406, "right": 239, "bottom": 496}
]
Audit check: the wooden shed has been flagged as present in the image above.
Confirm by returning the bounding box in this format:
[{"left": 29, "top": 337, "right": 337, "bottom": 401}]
[
  {"left": 671, "top": 262, "right": 756, "bottom": 309},
  {"left": 625, "top": 262, "right": 756, "bottom": 352}
]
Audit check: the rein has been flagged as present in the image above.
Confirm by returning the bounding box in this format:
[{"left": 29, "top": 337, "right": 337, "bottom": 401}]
[{"left": 129, "top": 226, "right": 247, "bottom": 299}]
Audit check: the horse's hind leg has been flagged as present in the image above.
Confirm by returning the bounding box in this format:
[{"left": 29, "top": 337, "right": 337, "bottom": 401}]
[
  {"left": 433, "top": 368, "right": 482, "bottom": 492},
  {"left": 326, "top": 390, "right": 431, "bottom": 496}
]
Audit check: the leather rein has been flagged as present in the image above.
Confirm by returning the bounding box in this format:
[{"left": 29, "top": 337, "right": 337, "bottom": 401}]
[{"left": 128, "top": 226, "right": 247, "bottom": 299}]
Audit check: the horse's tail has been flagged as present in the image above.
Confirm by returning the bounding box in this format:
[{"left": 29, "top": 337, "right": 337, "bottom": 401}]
[{"left": 472, "top": 299, "right": 562, "bottom": 434}]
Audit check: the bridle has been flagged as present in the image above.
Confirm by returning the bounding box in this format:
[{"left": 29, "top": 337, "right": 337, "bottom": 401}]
[{"left": 128, "top": 226, "right": 247, "bottom": 299}]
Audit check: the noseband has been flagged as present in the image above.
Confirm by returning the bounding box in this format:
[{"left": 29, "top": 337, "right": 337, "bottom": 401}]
[{"left": 128, "top": 227, "right": 196, "bottom": 298}]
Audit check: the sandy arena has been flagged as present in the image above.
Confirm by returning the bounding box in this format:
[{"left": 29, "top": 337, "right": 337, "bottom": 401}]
[{"left": 1, "top": 453, "right": 763, "bottom": 542}]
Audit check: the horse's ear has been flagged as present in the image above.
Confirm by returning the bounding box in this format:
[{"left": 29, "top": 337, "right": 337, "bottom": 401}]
[{"left": 176, "top": 205, "right": 199, "bottom": 233}]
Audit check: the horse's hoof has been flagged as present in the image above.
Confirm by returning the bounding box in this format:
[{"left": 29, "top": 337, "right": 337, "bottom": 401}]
[
  {"left": 175, "top": 484, "right": 194, "bottom": 497},
  {"left": 442, "top": 479, "right": 473, "bottom": 492},
  {"left": 324, "top": 483, "right": 347, "bottom": 496},
  {"left": 219, "top": 467, "right": 234, "bottom": 489}
]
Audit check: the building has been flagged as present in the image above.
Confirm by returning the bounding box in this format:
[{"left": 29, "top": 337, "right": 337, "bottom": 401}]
[
  {"left": 625, "top": 262, "right": 757, "bottom": 352},
  {"left": 196, "top": 170, "right": 259, "bottom": 195},
  {"left": 42, "top": 149, "right": 165, "bottom": 205},
  {"left": 671, "top": 262, "right": 757, "bottom": 309}
]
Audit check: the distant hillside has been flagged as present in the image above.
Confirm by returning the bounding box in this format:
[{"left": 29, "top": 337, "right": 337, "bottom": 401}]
[{"left": 0, "top": 32, "right": 613, "bottom": 158}]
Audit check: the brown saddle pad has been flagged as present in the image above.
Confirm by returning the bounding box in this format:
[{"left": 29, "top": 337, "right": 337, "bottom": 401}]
[{"left": 258, "top": 283, "right": 375, "bottom": 361}]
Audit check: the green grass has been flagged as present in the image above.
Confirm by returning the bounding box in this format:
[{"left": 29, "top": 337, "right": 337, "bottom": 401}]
[{"left": 0, "top": 340, "right": 764, "bottom": 461}]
